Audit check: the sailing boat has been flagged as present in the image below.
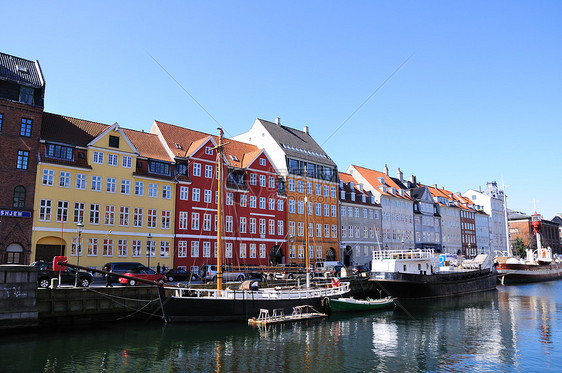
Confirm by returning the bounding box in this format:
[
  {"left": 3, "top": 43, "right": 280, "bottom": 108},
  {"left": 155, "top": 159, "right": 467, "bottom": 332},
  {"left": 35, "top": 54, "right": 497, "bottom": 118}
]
[{"left": 158, "top": 129, "right": 350, "bottom": 322}]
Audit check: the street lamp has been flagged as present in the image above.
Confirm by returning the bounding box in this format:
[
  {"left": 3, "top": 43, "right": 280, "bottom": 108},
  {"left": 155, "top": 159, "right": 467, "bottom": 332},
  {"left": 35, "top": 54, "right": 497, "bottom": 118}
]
[
  {"left": 147, "top": 233, "right": 152, "bottom": 269},
  {"left": 74, "top": 219, "right": 84, "bottom": 287}
]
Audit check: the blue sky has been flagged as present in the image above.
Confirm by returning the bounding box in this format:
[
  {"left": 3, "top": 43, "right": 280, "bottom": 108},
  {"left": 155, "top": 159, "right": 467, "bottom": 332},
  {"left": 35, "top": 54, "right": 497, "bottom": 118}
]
[{"left": 4, "top": 1, "right": 561, "bottom": 219}]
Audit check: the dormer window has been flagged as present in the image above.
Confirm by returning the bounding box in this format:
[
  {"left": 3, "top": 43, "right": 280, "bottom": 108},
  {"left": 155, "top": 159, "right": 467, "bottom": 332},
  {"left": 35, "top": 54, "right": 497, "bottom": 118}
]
[
  {"left": 109, "top": 135, "right": 119, "bottom": 148},
  {"left": 340, "top": 190, "right": 345, "bottom": 199},
  {"left": 19, "top": 86, "right": 34, "bottom": 105},
  {"left": 350, "top": 192, "right": 355, "bottom": 201},
  {"left": 46, "top": 144, "right": 73, "bottom": 160},
  {"left": 230, "top": 155, "right": 239, "bottom": 162},
  {"left": 149, "top": 161, "right": 170, "bottom": 175},
  {"left": 362, "top": 194, "right": 366, "bottom": 203}
]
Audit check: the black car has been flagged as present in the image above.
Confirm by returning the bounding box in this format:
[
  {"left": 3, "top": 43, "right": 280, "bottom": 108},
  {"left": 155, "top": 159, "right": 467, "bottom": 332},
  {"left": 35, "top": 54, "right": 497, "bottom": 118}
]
[
  {"left": 352, "top": 265, "right": 369, "bottom": 276},
  {"left": 331, "top": 265, "right": 345, "bottom": 277},
  {"left": 163, "top": 268, "right": 198, "bottom": 282},
  {"left": 32, "top": 261, "right": 94, "bottom": 288}
]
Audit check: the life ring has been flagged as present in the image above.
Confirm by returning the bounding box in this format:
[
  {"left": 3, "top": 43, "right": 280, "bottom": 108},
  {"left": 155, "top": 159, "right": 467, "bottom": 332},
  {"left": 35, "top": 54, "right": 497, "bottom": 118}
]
[{"left": 331, "top": 277, "right": 341, "bottom": 287}]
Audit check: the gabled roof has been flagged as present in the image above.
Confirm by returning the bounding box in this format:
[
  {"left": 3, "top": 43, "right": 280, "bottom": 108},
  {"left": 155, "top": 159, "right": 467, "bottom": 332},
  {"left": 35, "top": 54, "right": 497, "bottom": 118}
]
[
  {"left": 123, "top": 129, "right": 172, "bottom": 162},
  {"left": 153, "top": 120, "right": 263, "bottom": 169},
  {"left": 349, "top": 165, "right": 412, "bottom": 200},
  {"left": 41, "top": 112, "right": 108, "bottom": 146},
  {"left": 256, "top": 119, "right": 336, "bottom": 167},
  {"left": 338, "top": 172, "right": 378, "bottom": 206},
  {"left": 0, "top": 52, "right": 44, "bottom": 88}
]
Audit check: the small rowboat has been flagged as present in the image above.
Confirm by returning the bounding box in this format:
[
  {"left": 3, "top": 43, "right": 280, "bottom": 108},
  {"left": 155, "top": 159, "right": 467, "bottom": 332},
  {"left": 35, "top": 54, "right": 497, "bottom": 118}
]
[{"left": 328, "top": 296, "right": 395, "bottom": 313}]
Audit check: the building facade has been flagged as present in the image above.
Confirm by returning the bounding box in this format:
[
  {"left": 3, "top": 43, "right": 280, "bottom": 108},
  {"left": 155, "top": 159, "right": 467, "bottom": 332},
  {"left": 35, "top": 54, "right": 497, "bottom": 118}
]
[
  {"left": 152, "top": 121, "right": 286, "bottom": 273},
  {"left": 0, "top": 52, "right": 45, "bottom": 264},
  {"left": 234, "top": 118, "right": 339, "bottom": 265},
  {"left": 508, "top": 211, "right": 561, "bottom": 254},
  {"left": 427, "top": 186, "right": 462, "bottom": 256},
  {"left": 348, "top": 165, "right": 414, "bottom": 251},
  {"left": 408, "top": 185, "right": 442, "bottom": 252},
  {"left": 338, "top": 172, "right": 382, "bottom": 266},
  {"left": 31, "top": 115, "right": 176, "bottom": 271}
]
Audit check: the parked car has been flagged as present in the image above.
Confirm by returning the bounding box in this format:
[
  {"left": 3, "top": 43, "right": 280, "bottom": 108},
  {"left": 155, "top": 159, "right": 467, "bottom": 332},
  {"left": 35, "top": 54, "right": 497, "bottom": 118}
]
[
  {"left": 103, "top": 262, "right": 147, "bottom": 282},
  {"left": 199, "top": 264, "right": 246, "bottom": 282},
  {"left": 274, "top": 264, "right": 306, "bottom": 280},
  {"left": 352, "top": 265, "right": 370, "bottom": 276},
  {"left": 32, "top": 261, "right": 94, "bottom": 288},
  {"left": 163, "top": 268, "right": 198, "bottom": 282},
  {"left": 118, "top": 267, "right": 167, "bottom": 286}
]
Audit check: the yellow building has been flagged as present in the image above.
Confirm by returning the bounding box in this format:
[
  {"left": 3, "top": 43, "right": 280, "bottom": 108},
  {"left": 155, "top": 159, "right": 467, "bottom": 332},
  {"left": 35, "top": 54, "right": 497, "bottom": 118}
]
[{"left": 31, "top": 113, "right": 175, "bottom": 271}]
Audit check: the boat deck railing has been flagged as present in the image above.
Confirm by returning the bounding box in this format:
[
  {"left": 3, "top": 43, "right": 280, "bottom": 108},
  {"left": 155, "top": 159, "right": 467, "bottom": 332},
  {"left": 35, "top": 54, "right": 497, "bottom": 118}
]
[
  {"left": 372, "top": 249, "right": 435, "bottom": 261},
  {"left": 169, "top": 282, "right": 350, "bottom": 299}
]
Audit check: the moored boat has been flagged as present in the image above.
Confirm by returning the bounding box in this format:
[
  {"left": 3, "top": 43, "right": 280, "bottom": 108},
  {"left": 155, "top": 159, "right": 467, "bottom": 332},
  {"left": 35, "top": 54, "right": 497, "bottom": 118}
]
[
  {"left": 328, "top": 296, "right": 395, "bottom": 313},
  {"left": 365, "top": 249, "right": 497, "bottom": 300},
  {"left": 496, "top": 248, "right": 562, "bottom": 284}
]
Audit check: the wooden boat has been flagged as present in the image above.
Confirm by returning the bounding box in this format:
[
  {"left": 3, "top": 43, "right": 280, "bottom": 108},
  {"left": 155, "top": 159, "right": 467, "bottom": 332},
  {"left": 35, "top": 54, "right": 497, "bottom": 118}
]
[
  {"left": 362, "top": 249, "right": 497, "bottom": 300},
  {"left": 328, "top": 296, "right": 395, "bottom": 312},
  {"left": 158, "top": 129, "right": 349, "bottom": 322},
  {"left": 248, "top": 305, "right": 327, "bottom": 326}
]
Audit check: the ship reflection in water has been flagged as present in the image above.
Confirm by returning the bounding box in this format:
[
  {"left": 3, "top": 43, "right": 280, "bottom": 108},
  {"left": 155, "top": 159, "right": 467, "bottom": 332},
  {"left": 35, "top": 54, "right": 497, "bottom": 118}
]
[{"left": 2, "top": 283, "right": 562, "bottom": 372}]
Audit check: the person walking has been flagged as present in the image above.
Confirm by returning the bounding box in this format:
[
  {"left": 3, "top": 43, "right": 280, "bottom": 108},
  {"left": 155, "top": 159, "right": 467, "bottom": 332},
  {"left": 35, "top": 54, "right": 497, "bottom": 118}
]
[
  {"left": 156, "top": 263, "right": 161, "bottom": 273},
  {"left": 103, "top": 264, "right": 113, "bottom": 287}
]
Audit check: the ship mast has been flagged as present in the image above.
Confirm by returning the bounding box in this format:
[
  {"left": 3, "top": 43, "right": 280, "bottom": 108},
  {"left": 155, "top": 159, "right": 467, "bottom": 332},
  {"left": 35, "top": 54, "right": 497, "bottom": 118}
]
[{"left": 216, "top": 128, "right": 225, "bottom": 290}]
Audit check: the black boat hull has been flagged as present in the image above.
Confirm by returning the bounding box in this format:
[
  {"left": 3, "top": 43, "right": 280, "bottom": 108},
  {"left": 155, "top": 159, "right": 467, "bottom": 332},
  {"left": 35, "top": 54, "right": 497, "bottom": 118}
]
[
  {"left": 158, "top": 287, "right": 349, "bottom": 322},
  {"left": 354, "top": 269, "right": 497, "bottom": 300}
]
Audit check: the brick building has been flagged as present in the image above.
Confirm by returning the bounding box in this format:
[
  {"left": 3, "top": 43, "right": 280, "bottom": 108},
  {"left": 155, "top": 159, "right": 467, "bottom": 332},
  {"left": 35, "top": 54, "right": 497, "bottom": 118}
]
[
  {"left": 508, "top": 210, "right": 561, "bottom": 254},
  {"left": 0, "top": 52, "right": 45, "bottom": 264}
]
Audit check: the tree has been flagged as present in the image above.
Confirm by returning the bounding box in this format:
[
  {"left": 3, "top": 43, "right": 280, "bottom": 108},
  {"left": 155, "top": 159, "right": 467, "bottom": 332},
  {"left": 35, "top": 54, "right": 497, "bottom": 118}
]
[{"left": 514, "top": 238, "right": 526, "bottom": 258}]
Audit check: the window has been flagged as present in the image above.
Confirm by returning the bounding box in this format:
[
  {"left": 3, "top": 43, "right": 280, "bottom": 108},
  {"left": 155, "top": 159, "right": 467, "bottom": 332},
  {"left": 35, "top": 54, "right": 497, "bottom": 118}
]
[
  {"left": 162, "top": 185, "right": 171, "bottom": 199},
  {"left": 259, "top": 219, "right": 266, "bottom": 235},
  {"left": 133, "top": 208, "right": 143, "bottom": 227},
  {"left": 55, "top": 201, "right": 69, "bottom": 222},
  {"left": 205, "top": 165, "right": 213, "bottom": 178},
  {"left": 178, "top": 241, "right": 188, "bottom": 258},
  {"left": 341, "top": 225, "right": 346, "bottom": 238},
  {"left": 89, "top": 204, "right": 100, "bottom": 224},
  {"left": 135, "top": 181, "right": 144, "bottom": 196},
  {"left": 20, "top": 118, "right": 32, "bottom": 137},
  {"left": 269, "top": 219, "right": 275, "bottom": 235},
  {"left": 316, "top": 223, "right": 322, "bottom": 237},
  {"left": 192, "top": 163, "right": 201, "bottom": 177},
  {"left": 192, "top": 188, "right": 200, "bottom": 202},
  {"left": 316, "top": 203, "right": 321, "bottom": 216},
  {"left": 108, "top": 154, "right": 118, "bottom": 166},
  {"left": 122, "top": 156, "right": 132, "bottom": 168},
  {"left": 39, "top": 199, "right": 52, "bottom": 221},
  {"left": 278, "top": 199, "right": 284, "bottom": 211},
  {"left": 331, "top": 186, "right": 336, "bottom": 198},
  {"left": 121, "top": 180, "right": 130, "bottom": 194},
  {"left": 324, "top": 204, "right": 329, "bottom": 217},
  {"left": 42, "top": 169, "right": 54, "bottom": 186},
  {"left": 76, "top": 174, "right": 87, "bottom": 190},
  {"left": 298, "top": 201, "right": 304, "bottom": 214},
  {"left": 179, "top": 186, "right": 189, "bottom": 200},
  {"left": 91, "top": 176, "right": 102, "bottom": 191},
  {"left": 191, "top": 241, "right": 199, "bottom": 258},
  {"left": 132, "top": 240, "right": 142, "bottom": 257},
  {"left": 46, "top": 144, "right": 73, "bottom": 160},
  {"left": 148, "top": 183, "right": 158, "bottom": 198},
  {"left": 88, "top": 238, "right": 98, "bottom": 256},
  {"left": 239, "top": 243, "right": 247, "bottom": 259},
  {"left": 250, "top": 244, "right": 257, "bottom": 258},
  {"left": 240, "top": 194, "right": 247, "bottom": 207},
  {"left": 297, "top": 180, "right": 303, "bottom": 193},
  {"left": 226, "top": 192, "right": 233, "bottom": 205},
  {"left": 204, "top": 189, "right": 212, "bottom": 203},
  {"left": 289, "top": 221, "right": 295, "bottom": 236},
  {"left": 72, "top": 202, "right": 85, "bottom": 224},
  {"left": 104, "top": 205, "right": 115, "bottom": 225},
  {"left": 203, "top": 213, "right": 212, "bottom": 231},
  {"left": 278, "top": 220, "right": 284, "bottom": 236},
  {"left": 147, "top": 240, "right": 156, "bottom": 258},
  {"left": 316, "top": 246, "right": 323, "bottom": 259},
  {"left": 331, "top": 205, "right": 337, "bottom": 217},
  {"left": 259, "top": 244, "right": 266, "bottom": 258},
  {"left": 316, "top": 184, "right": 321, "bottom": 195},
  {"left": 160, "top": 241, "right": 170, "bottom": 258},
  {"left": 289, "top": 200, "right": 295, "bottom": 213},
  {"left": 259, "top": 175, "right": 266, "bottom": 187},
  {"left": 109, "top": 135, "right": 119, "bottom": 148},
  {"left": 250, "top": 196, "right": 257, "bottom": 208},
  {"left": 269, "top": 198, "right": 275, "bottom": 210},
  {"left": 118, "top": 240, "right": 128, "bottom": 257},
  {"left": 205, "top": 146, "right": 213, "bottom": 155},
  {"left": 259, "top": 197, "right": 266, "bottom": 209},
  {"left": 179, "top": 211, "right": 188, "bottom": 230},
  {"left": 147, "top": 209, "right": 157, "bottom": 228},
  {"left": 119, "top": 206, "right": 129, "bottom": 226},
  {"left": 269, "top": 177, "right": 275, "bottom": 189},
  {"left": 259, "top": 158, "right": 266, "bottom": 166},
  {"left": 0, "top": 113, "right": 2, "bottom": 131},
  {"left": 103, "top": 239, "right": 113, "bottom": 257},
  {"left": 12, "top": 186, "right": 25, "bottom": 208},
  {"left": 226, "top": 216, "right": 233, "bottom": 232},
  {"left": 93, "top": 151, "right": 104, "bottom": 164},
  {"left": 203, "top": 242, "right": 211, "bottom": 258},
  {"left": 149, "top": 161, "right": 170, "bottom": 175},
  {"left": 161, "top": 210, "right": 171, "bottom": 229},
  {"left": 288, "top": 179, "right": 295, "bottom": 191},
  {"left": 16, "top": 150, "right": 29, "bottom": 169},
  {"left": 250, "top": 218, "right": 257, "bottom": 234},
  {"left": 191, "top": 213, "right": 200, "bottom": 230},
  {"left": 106, "top": 177, "right": 116, "bottom": 193}
]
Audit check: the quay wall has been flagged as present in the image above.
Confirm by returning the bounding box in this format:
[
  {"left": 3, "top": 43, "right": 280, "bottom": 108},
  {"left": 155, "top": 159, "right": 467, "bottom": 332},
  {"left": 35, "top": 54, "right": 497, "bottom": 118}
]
[{"left": 0, "top": 265, "right": 38, "bottom": 330}]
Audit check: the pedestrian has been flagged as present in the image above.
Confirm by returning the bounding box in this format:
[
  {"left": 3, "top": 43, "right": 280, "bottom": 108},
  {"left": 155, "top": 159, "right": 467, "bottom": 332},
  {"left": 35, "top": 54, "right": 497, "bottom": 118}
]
[
  {"left": 162, "top": 265, "right": 167, "bottom": 272},
  {"left": 103, "top": 264, "right": 113, "bottom": 287},
  {"left": 156, "top": 262, "right": 161, "bottom": 273}
]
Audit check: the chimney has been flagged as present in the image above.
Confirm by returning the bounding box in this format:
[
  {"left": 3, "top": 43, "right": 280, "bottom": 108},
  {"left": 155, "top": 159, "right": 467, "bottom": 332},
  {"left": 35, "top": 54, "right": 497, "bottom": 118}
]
[
  {"left": 384, "top": 164, "right": 389, "bottom": 175},
  {"left": 275, "top": 117, "right": 281, "bottom": 125},
  {"left": 303, "top": 126, "right": 309, "bottom": 134},
  {"left": 397, "top": 168, "right": 403, "bottom": 182},
  {"left": 433, "top": 184, "right": 437, "bottom": 188}
]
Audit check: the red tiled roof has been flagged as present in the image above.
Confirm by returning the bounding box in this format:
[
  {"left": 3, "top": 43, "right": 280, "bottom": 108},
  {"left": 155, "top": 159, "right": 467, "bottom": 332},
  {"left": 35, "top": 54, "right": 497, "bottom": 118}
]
[
  {"left": 122, "top": 128, "right": 172, "bottom": 163},
  {"left": 350, "top": 165, "right": 412, "bottom": 200}
]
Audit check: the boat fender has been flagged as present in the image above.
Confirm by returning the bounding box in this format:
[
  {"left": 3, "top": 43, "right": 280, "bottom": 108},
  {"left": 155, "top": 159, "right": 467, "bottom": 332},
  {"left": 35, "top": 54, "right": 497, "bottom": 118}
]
[{"left": 331, "top": 277, "right": 341, "bottom": 287}]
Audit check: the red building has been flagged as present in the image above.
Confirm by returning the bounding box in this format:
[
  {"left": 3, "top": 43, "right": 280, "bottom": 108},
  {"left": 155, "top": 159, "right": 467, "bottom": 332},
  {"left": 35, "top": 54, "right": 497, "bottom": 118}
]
[
  {"left": 152, "top": 121, "right": 286, "bottom": 273},
  {"left": 0, "top": 52, "right": 45, "bottom": 264}
]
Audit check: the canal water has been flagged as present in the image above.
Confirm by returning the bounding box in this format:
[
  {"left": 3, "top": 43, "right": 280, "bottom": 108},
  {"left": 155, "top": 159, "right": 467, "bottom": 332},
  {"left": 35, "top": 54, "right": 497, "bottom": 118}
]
[{"left": 3, "top": 281, "right": 562, "bottom": 373}]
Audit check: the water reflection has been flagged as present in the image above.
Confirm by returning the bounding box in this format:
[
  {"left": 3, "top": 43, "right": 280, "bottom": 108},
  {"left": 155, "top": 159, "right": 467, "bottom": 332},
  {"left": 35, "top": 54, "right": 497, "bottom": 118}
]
[{"left": 2, "top": 283, "right": 562, "bottom": 372}]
